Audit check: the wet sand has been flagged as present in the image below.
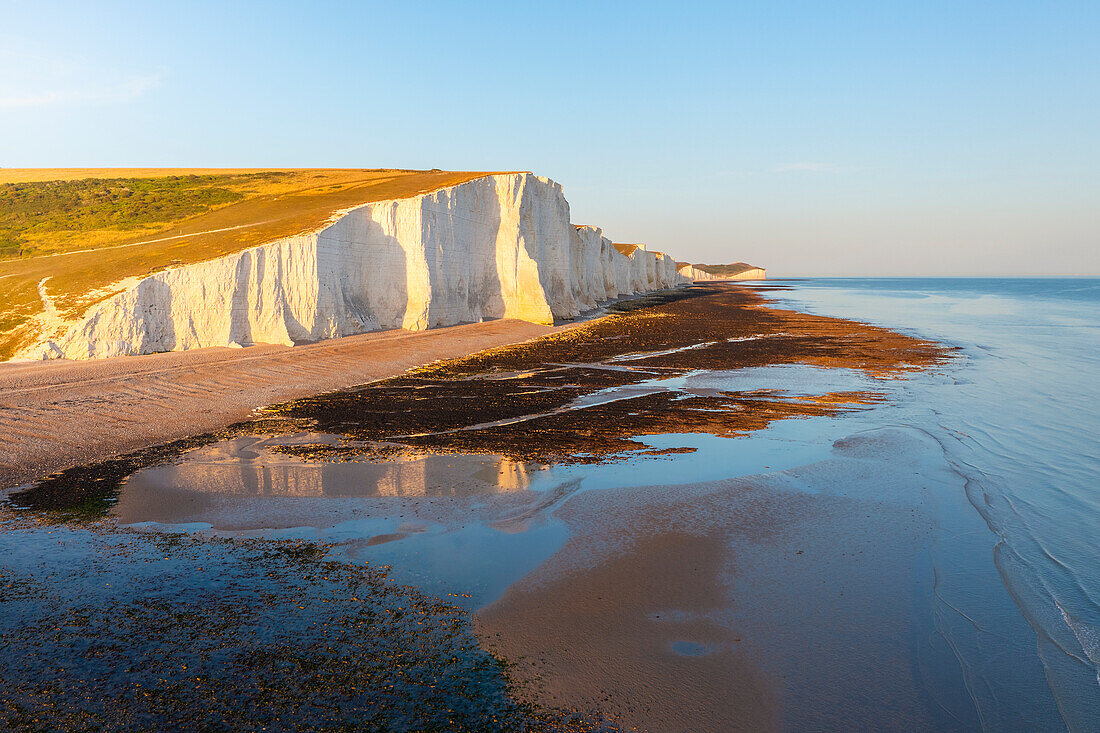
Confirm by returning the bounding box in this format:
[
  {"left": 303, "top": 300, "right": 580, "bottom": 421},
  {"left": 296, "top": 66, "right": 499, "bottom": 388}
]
[
  {"left": 0, "top": 319, "right": 559, "bottom": 489},
  {"left": 475, "top": 427, "right": 961, "bottom": 731}
]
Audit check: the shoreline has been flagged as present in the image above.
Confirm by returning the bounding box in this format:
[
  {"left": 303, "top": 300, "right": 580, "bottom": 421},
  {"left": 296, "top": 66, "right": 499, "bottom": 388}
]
[{"left": 0, "top": 318, "right": 566, "bottom": 490}]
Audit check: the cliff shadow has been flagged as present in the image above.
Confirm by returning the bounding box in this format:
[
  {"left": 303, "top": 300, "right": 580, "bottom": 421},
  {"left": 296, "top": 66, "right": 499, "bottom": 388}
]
[
  {"left": 131, "top": 276, "right": 177, "bottom": 355},
  {"left": 228, "top": 250, "right": 256, "bottom": 347},
  {"left": 490, "top": 179, "right": 557, "bottom": 325},
  {"left": 312, "top": 211, "right": 410, "bottom": 337},
  {"left": 473, "top": 184, "right": 507, "bottom": 324},
  {"left": 423, "top": 185, "right": 505, "bottom": 328}
]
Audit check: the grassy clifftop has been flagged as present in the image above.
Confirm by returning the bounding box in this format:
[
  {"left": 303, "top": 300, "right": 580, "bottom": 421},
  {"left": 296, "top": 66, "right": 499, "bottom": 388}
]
[
  {"left": 0, "top": 172, "right": 274, "bottom": 260},
  {"left": 0, "top": 168, "right": 496, "bottom": 360}
]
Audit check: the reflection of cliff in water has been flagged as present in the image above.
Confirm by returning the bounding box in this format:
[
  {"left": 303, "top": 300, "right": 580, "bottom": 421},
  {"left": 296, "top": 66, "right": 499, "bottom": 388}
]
[{"left": 121, "top": 436, "right": 534, "bottom": 499}]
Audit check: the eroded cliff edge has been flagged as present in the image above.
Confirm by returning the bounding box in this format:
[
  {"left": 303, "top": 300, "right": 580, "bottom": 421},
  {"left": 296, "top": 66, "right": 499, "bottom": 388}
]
[
  {"left": 677, "top": 263, "right": 766, "bottom": 281},
  {"left": 19, "top": 173, "right": 688, "bottom": 360}
]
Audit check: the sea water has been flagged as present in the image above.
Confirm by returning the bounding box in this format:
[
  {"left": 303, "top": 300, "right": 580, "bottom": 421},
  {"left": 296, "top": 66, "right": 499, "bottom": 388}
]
[{"left": 769, "top": 278, "right": 1100, "bottom": 731}]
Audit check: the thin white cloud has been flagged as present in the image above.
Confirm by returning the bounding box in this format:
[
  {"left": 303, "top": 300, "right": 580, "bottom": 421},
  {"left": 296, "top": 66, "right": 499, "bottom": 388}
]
[
  {"left": 0, "top": 43, "right": 165, "bottom": 109},
  {"left": 772, "top": 162, "right": 833, "bottom": 173},
  {"left": 0, "top": 71, "right": 164, "bottom": 109}
]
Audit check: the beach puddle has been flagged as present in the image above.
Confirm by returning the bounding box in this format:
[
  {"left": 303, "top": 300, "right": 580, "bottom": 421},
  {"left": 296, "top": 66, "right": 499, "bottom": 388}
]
[
  {"left": 121, "top": 435, "right": 543, "bottom": 502},
  {"left": 109, "top": 437, "right": 578, "bottom": 606},
  {"left": 670, "top": 640, "right": 715, "bottom": 657}
]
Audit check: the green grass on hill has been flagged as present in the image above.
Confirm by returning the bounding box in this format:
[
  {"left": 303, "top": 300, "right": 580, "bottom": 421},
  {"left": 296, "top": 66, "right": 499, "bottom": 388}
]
[{"left": 0, "top": 173, "right": 294, "bottom": 259}]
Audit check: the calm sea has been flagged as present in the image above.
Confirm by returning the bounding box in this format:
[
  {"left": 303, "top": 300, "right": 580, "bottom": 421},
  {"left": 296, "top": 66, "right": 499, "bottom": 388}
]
[{"left": 771, "top": 278, "right": 1100, "bottom": 731}]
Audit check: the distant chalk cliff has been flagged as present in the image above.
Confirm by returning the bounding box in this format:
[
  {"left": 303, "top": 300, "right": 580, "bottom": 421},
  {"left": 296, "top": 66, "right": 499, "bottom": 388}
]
[{"left": 677, "top": 262, "right": 766, "bottom": 281}]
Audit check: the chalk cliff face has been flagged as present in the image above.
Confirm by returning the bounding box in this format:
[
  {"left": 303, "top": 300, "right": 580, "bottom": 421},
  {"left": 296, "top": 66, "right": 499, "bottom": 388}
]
[
  {"left": 678, "top": 264, "right": 766, "bottom": 281},
  {"left": 22, "top": 174, "right": 689, "bottom": 360}
]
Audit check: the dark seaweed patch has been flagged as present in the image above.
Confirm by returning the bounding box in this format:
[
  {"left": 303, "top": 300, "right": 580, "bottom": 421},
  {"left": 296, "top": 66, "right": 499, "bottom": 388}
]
[{"left": 256, "top": 283, "right": 946, "bottom": 464}]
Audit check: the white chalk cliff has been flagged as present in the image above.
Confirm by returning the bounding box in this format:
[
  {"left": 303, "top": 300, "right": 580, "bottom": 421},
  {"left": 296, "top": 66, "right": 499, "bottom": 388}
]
[
  {"left": 23, "top": 173, "right": 692, "bottom": 360},
  {"left": 677, "top": 264, "right": 766, "bottom": 281}
]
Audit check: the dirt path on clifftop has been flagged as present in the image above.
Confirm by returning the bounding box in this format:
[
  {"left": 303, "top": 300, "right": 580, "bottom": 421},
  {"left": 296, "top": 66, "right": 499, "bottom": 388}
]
[{"left": 0, "top": 320, "right": 559, "bottom": 489}]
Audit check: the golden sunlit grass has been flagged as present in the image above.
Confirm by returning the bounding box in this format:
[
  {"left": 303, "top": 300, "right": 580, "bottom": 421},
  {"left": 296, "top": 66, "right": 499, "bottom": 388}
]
[
  {"left": 0, "top": 168, "right": 284, "bottom": 184},
  {"left": 0, "top": 168, "right": 503, "bottom": 360}
]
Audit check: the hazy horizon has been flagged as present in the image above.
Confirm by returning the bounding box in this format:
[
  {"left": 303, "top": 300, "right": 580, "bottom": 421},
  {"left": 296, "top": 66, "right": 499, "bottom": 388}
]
[{"left": 2, "top": 1, "right": 1097, "bottom": 276}]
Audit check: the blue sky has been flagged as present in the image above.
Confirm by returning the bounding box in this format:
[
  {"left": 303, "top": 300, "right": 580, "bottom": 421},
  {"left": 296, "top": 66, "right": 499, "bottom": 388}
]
[{"left": 1, "top": 1, "right": 1097, "bottom": 275}]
